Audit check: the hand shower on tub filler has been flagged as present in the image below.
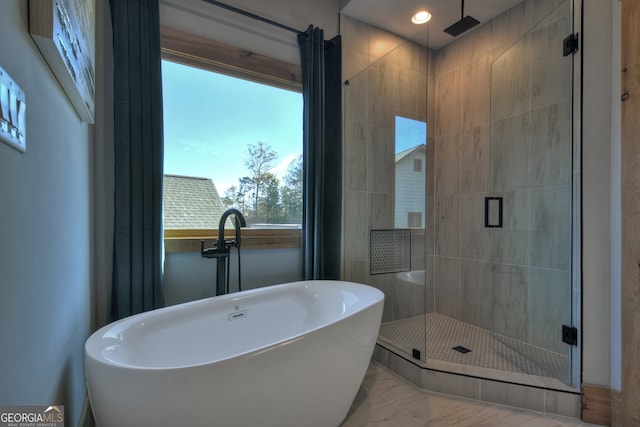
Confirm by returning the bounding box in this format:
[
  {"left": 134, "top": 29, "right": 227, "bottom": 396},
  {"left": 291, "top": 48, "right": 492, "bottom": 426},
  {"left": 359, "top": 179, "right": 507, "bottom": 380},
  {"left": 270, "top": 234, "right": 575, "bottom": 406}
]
[{"left": 201, "top": 208, "right": 247, "bottom": 296}]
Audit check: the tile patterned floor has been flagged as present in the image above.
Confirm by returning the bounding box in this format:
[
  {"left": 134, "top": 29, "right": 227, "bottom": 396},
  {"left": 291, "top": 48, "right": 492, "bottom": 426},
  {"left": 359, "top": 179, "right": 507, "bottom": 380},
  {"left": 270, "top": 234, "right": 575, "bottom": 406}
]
[
  {"left": 378, "top": 313, "right": 569, "bottom": 382},
  {"left": 340, "top": 363, "right": 602, "bottom": 427}
]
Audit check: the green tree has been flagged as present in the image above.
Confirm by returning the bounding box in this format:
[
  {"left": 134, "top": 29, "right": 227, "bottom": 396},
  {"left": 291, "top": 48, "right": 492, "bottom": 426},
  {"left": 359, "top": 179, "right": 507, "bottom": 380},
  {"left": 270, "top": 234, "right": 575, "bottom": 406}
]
[
  {"left": 245, "top": 142, "right": 277, "bottom": 216},
  {"left": 280, "top": 154, "right": 303, "bottom": 223},
  {"left": 260, "top": 173, "right": 282, "bottom": 222},
  {"left": 221, "top": 185, "right": 239, "bottom": 209}
]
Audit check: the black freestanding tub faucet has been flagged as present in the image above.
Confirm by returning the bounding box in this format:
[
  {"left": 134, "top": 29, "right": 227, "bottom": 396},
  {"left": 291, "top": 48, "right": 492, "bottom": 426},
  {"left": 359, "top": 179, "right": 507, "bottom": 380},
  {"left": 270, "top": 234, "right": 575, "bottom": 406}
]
[{"left": 201, "top": 208, "right": 247, "bottom": 295}]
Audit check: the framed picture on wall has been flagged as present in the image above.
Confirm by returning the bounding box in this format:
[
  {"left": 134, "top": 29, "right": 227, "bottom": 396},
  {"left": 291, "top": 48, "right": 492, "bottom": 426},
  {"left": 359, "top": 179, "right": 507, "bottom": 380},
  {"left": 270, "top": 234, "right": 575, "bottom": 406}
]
[{"left": 29, "top": 0, "right": 95, "bottom": 123}]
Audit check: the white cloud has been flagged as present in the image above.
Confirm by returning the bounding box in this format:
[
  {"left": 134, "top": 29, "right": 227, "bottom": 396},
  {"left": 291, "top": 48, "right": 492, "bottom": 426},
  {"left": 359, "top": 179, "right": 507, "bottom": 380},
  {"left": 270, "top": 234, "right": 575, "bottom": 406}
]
[{"left": 270, "top": 153, "right": 299, "bottom": 180}]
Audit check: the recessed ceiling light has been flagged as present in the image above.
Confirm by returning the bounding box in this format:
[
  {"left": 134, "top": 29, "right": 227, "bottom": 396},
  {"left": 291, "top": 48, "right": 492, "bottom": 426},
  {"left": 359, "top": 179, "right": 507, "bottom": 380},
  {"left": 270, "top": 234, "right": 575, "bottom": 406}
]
[{"left": 411, "top": 10, "right": 432, "bottom": 24}]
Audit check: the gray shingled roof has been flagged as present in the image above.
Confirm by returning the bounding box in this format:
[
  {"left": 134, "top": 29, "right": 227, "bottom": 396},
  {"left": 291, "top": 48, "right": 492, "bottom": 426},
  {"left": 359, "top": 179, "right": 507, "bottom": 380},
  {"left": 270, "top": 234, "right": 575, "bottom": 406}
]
[
  {"left": 395, "top": 144, "right": 426, "bottom": 163},
  {"left": 163, "top": 174, "right": 225, "bottom": 229}
]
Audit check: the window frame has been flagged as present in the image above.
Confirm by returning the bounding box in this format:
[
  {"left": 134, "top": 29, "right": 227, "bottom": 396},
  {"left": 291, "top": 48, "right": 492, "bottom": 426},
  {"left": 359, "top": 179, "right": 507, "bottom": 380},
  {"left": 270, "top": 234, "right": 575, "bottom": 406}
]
[{"left": 160, "top": 26, "right": 303, "bottom": 253}]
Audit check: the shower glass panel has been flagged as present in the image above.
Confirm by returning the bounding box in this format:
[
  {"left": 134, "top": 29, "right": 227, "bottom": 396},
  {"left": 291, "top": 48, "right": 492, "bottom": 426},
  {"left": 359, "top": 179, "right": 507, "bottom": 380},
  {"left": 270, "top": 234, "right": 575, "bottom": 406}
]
[
  {"left": 342, "top": 18, "right": 430, "bottom": 365},
  {"left": 428, "top": 0, "right": 577, "bottom": 388},
  {"left": 488, "top": 0, "right": 575, "bottom": 385}
]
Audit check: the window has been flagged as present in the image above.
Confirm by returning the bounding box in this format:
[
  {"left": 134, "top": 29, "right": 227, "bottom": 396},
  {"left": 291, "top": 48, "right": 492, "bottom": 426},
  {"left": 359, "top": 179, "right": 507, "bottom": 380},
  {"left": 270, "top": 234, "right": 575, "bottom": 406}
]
[
  {"left": 160, "top": 28, "right": 304, "bottom": 252},
  {"left": 407, "top": 212, "right": 422, "bottom": 228},
  {"left": 395, "top": 116, "right": 427, "bottom": 228}
]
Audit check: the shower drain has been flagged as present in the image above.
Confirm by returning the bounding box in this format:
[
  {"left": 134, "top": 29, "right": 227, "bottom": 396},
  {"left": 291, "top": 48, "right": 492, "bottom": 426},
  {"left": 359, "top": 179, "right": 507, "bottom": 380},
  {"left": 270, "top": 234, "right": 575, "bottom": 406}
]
[{"left": 452, "top": 345, "right": 472, "bottom": 354}]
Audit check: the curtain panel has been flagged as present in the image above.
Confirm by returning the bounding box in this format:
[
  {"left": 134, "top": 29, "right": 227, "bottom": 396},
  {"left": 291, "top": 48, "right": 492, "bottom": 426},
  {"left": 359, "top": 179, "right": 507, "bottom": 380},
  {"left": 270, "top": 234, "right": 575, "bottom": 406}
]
[
  {"left": 110, "top": 0, "right": 164, "bottom": 320},
  {"left": 298, "top": 26, "right": 342, "bottom": 280}
]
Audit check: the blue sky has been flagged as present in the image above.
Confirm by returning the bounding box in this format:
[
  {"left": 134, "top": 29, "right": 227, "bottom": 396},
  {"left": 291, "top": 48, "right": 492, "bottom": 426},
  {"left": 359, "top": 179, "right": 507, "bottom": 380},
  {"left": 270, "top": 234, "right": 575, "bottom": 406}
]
[
  {"left": 395, "top": 116, "right": 427, "bottom": 154},
  {"left": 161, "top": 60, "right": 303, "bottom": 195}
]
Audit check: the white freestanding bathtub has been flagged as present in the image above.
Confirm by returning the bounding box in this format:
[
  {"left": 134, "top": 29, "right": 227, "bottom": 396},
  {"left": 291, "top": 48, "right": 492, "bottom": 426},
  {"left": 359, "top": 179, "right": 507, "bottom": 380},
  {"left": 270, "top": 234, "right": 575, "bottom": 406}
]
[{"left": 85, "top": 280, "right": 384, "bottom": 427}]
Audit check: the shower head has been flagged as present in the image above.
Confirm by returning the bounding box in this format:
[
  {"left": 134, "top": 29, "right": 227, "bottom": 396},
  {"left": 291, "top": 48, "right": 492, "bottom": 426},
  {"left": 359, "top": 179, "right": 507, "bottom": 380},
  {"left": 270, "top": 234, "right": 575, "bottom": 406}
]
[{"left": 444, "top": 0, "right": 480, "bottom": 37}]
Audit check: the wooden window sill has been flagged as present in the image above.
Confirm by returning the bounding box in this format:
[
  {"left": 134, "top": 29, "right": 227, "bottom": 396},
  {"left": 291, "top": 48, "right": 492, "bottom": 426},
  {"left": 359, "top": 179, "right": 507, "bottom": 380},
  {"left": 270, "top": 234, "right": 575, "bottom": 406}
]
[{"left": 164, "top": 228, "right": 301, "bottom": 253}]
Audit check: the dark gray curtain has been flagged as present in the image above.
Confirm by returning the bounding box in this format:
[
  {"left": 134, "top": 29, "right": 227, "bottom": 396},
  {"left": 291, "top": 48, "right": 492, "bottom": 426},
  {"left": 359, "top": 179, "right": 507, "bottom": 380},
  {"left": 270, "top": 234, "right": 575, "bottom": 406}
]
[
  {"left": 298, "top": 26, "right": 342, "bottom": 280},
  {"left": 110, "top": 0, "right": 164, "bottom": 320}
]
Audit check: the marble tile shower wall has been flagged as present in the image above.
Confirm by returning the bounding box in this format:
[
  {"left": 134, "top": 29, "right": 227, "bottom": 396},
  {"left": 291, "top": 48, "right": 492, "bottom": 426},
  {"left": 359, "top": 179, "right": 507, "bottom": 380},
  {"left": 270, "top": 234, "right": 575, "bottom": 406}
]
[
  {"left": 432, "top": 0, "right": 573, "bottom": 355},
  {"left": 341, "top": 15, "right": 435, "bottom": 324}
]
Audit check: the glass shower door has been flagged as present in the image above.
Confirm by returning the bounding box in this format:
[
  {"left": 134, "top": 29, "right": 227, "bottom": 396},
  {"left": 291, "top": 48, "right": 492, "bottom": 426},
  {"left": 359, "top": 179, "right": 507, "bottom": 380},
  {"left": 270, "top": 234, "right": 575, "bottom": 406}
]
[{"left": 488, "top": 0, "right": 577, "bottom": 385}]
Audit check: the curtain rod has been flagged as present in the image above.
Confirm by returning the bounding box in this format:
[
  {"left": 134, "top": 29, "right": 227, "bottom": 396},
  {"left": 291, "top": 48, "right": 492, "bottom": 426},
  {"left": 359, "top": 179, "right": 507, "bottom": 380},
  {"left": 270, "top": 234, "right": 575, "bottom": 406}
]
[{"left": 201, "top": 0, "right": 303, "bottom": 35}]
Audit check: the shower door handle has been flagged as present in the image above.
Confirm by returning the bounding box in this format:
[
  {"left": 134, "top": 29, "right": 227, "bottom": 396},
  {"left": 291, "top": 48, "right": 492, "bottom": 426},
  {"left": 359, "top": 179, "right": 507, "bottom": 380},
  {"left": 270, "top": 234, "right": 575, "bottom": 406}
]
[{"left": 484, "top": 197, "right": 503, "bottom": 228}]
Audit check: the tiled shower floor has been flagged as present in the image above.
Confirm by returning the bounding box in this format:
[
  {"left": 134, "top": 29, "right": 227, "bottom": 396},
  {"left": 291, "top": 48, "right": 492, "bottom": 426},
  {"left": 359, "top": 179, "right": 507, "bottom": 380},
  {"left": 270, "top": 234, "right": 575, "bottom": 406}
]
[{"left": 378, "top": 313, "right": 571, "bottom": 387}]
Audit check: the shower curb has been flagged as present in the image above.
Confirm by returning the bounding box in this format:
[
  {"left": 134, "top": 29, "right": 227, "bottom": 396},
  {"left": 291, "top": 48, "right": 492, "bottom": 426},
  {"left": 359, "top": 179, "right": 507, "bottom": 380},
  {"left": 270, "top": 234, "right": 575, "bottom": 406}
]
[{"left": 372, "top": 344, "right": 583, "bottom": 420}]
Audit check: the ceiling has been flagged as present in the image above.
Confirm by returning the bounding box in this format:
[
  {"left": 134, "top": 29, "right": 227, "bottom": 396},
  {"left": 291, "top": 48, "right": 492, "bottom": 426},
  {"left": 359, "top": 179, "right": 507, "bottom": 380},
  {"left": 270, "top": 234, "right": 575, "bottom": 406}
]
[{"left": 340, "top": 0, "right": 524, "bottom": 49}]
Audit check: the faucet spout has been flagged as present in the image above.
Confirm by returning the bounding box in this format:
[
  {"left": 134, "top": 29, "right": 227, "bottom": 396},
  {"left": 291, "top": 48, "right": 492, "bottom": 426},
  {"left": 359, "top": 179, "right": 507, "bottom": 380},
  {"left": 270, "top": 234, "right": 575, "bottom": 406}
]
[{"left": 217, "top": 208, "right": 247, "bottom": 251}]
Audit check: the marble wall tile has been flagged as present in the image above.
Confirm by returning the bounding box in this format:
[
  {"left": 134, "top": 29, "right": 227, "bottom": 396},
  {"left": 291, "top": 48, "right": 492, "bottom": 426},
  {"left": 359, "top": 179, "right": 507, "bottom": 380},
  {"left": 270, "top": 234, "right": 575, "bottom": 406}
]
[
  {"left": 434, "top": 195, "right": 460, "bottom": 258},
  {"left": 417, "top": 44, "right": 430, "bottom": 76},
  {"left": 492, "top": 263, "right": 529, "bottom": 340},
  {"left": 435, "top": 68, "right": 461, "bottom": 139},
  {"left": 572, "top": 172, "right": 581, "bottom": 289},
  {"left": 392, "top": 274, "right": 416, "bottom": 320},
  {"left": 461, "top": 53, "right": 491, "bottom": 131},
  {"left": 411, "top": 229, "right": 426, "bottom": 261},
  {"left": 426, "top": 255, "right": 435, "bottom": 313},
  {"left": 343, "top": 190, "right": 369, "bottom": 262},
  {"left": 459, "top": 193, "right": 491, "bottom": 261},
  {"left": 421, "top": 364, "right": 481, "bottom": 400},
  {"left": 490, "top": 190, "right": 530, "bottom": 266},
  {"left": 434, "top": 256, "right": 461, "bottom": 320},
  {"left": 460, "top": 124, "right": 491, "bottom": 194},
  {"left": 344, "top": 259, "right": 369, "bottom": 285},
  {"left": 391, "top": 40, "right": 418, "bottom": 71},
  {"left": 491, "top": 35, "right": 532, "bottom": 121},
  {"left": 394, "top": 65, "right": 418, "bottom": 119},
  {"left": 544, "top": 389, "right": 582, "bottom": 419},
  {"left": 340, "top": 15, "right": 373, "bottom": 81},
  {"left": 367, "top": 59, "right": 394, "bottom": 129},
  {"left": 529, "top": 267, "right": 571, "bottom": 354},
  {"left": 426, "top": 195, "right": 435, "bottom": 256},
  {"left": 491, "top": 0, "right": 532, "bottom": 59},
  {"left": 530, "top": 101, "right": 571, "bottom": 188},
  {"left": 368, "top": 271, "right": 395, "bottom": 322},
  {"left": 367, "top": 123, "right": 394, "bottom": 193},
  {"left": 461, "top": 260, "right": 493, "bottom": 330},
  {"left": 370, "top": 27, "right": 404, "bottom": 61},
  {"left": 416, "top": 70, "right": 428, "bottom": 119},
  {"left": 530, "top": 0, "right": 570, "bottom": 29},
  {"left": 435, "top": 133, "right": 460, "bottom": 196},
  {"left": 427, "top": 60, "right": 437, "bottom": 127},
  {"left": 369, "top": 192, "right": 394, "bottom": 230},
  {"left": 426, "top": 136, "right": 435, "bottom": 196},
  {"left": 344, "top": 71, "right": 368, "bottom": 123},
  {"left": 530, "top": 185, "right": 571, "bottom": 271},
  {"left": 462, "top": 20, "right": 493, "bottom": 62},
  {"left": 530, "top": 14, "right": 572, "bottom": 110},
  {"left": 491, "top": 112, "right": 530, "bottom": 192},
  {"left": 480, "top": 380, "right": 545, "bottom": 413},
  {"left": 435, "top": 37, "right": 463, "bottom": 77},
  {"left": 343, "top": 120, "right": 370, "bottom": 192}
]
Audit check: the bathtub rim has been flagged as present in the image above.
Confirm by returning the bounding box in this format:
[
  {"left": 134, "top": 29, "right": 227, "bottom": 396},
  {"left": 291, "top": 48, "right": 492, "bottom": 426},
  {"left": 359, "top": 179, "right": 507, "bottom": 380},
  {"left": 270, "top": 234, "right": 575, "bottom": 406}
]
[{"left": 86, "top": 279, "right": 384, "bottom": 371}]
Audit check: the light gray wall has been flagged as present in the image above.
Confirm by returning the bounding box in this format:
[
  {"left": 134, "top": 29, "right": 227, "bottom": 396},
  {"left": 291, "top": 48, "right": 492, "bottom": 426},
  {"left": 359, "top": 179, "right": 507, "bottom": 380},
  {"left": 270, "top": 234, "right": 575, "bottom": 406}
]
[
  {"left": 92, "top": 0, "right": 114, "bottom": 331},
  {"left": 164, "top": 248, "right": 302, "bottom": 306},
  {"left": 0, "top": 1, "right": 93, "bottom": 424}
]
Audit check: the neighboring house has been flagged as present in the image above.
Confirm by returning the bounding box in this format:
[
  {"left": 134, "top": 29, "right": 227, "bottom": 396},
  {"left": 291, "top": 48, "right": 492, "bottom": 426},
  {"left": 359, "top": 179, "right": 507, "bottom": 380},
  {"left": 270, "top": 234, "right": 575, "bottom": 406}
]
[
  {"left": 394, "top": 144, "right": 426, "bottom": 228},
  {"left": 163, "top": 174, "right": 225, "bottom": 229}
]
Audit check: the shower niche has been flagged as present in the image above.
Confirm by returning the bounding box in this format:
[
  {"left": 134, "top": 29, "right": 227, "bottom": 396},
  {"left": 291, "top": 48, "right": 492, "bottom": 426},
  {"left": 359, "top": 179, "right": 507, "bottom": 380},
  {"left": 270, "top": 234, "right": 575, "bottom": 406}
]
[{"left": 343, "top": 0, "right": 579, "bottom": 393}]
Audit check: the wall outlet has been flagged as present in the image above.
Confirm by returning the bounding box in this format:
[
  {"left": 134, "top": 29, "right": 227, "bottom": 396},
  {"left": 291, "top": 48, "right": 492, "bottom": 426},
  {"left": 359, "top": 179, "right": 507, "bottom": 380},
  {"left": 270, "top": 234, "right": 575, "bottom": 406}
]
[{"left": 0, "top": 66, "right": 26, "bottom": 153}]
